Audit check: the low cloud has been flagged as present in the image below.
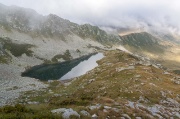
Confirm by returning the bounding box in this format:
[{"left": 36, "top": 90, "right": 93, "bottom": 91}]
[{"left": 0, "top": 0, "right": 180, "bottom": 34}]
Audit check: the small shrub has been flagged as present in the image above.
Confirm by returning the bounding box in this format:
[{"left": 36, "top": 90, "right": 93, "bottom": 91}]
[
  {"left": 50, "top": 98, "right": 90, "bottom": 106},
  {"left": 14, "top": 104, "right": 27, "bottom": 112},
  {"left": 32, "top": 113, "right": 60, "bottom": 119},
  {"left": 80, "top": 94, "right": 93, "bottom": 101},
  {"left": 3, "top": 105, "right": 16, "bottom": 113}
]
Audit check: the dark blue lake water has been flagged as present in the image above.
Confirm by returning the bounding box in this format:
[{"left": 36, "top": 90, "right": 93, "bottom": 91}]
[{"left": 21, "top": 53, "right": 104, "bottom": 81}]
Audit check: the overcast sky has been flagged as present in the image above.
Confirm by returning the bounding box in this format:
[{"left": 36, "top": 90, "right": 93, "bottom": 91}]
[{"left": 0, "top": 0, "right": 180, "bottom": 33}]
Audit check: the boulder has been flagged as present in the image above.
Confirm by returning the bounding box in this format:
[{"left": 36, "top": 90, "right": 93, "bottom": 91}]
[
  {"left": 51, "top": 108, "right": 80, "bottom": 119},
  {"left": 80, "top": 110, "right": 90, "bottom": 117},
  {"left": 92, "top": 114, "right": 98, "bottom": 119}
]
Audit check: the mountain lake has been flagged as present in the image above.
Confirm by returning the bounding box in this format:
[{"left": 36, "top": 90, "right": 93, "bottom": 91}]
[{"left": 21, "top": 53, "right": 104, "bottom": 81}]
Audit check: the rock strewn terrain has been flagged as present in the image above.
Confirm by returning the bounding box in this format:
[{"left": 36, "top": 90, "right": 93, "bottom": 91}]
[{"left": 12, "top": 50, "right": 180, "bottom": 119}]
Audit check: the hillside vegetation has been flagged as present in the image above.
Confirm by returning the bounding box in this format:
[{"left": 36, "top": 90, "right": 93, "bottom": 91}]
[{"left": 2, "top": 50, "right": 179, "bottom": 119}]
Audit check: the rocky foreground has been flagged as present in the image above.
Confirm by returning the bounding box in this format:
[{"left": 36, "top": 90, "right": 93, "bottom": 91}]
[
  {"left": 1, "top": 50, "right": 179, "bottom": 119},
  {"left": 0, "top": 63, "right": 47, "bottom": 107}
]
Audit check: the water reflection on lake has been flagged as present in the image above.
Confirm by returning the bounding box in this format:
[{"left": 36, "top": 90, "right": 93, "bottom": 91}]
[
  {"left": 21, "top": 53, "right": 104, "bottom": 81},
  {"left": 60, "top": 53, "right": 104, "bottom": 80}
]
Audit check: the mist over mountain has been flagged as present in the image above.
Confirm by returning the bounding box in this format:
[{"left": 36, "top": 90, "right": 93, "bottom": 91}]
[{"left": 1, "top": 0, "right": 180, "bottom": 37}]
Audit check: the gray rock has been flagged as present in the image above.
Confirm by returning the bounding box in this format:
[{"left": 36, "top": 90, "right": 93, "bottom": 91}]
[
  {"left": 152, "top": 64, "right": 159, "bottom": 69},
  {"left": 80, "top": 110, "right": 90, "bottom": 117},
  {"left": 135, "top": 75, "right": 141, "bottom": 78},
  {"left": 174, "top": 112, "right": 180, "bottom": 118},
  {"left": 92, "top": 114, "right": 98, "bottom": 119},
  {"left": 104, "top": 106, "right": 111, "bottom": 109},
  {"left": 64, "top": 82, "right": 72, "bottom": 86},
  {"left": 62, "top": 109, "right": 80, "bottom": 119},
  {"left": 51, "top": 108, "right": 80, "bottom": 119},
  {"left": 106, "top": 116, "right": 110, "bottom": 119},
  {"left": 163, "top": 71, "right": 170, "bottom": 75},
  {"left": 89, "top": 104, "right": 101, "bottom": 110},
  {"left": 112, "top": 108, "right": 120, "bottom": 113},
  {"left": 121, "top": 114, "right": 131, "bottom": 119},
  {"left": 167, "top": 98, "right": 179, "bottom": 105},
  {"left": 51, "top": 108, "right": 67, "bottom": 113},
  {"left": 88, "top": 79, "right": 95, "bottom": 83},
  {"left": 103, "top": 109, "right": 108, "bottom": 112},
  {"left": 116, "top": 66, "right": 135, "bottom": 72},
  {"left": 120, "top": 117, "right": 126, "bottom": 119},
  {"left": 27, "top": 101, "right": 39, "bottom": 104}
]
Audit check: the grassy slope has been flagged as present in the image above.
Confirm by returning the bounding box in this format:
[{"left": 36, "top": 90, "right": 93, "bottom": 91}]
[{"left": 1, "top": 50, "right": 179, "bottom": 118}]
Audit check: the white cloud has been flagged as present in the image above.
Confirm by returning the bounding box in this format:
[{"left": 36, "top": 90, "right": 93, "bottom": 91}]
[{"left": 0, "top": 0, "right": 180, "bottom": 33}]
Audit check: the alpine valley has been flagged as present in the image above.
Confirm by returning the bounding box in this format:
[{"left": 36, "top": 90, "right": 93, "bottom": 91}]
[{"left": 0, "top": 3, "right": 179, "bottom": 119}]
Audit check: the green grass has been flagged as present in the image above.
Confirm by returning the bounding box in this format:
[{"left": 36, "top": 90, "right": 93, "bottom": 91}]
[
  {"left": 3, "top": 40, "right": 33, "bottom": 57},
  {"left": 0, "top": 55, "right": 10, "bottom": 64},
  {"left": 0, "top": 104, "right": 62, "bottom": 119},
  {"left": 0, "top": 37, "right": 34, "bottom": 58},
  {"left": 0, "top": 23, "right": 12, "bottom": 32},
  {"left": 51, "top": 50, "right": 72, "bottom": 63},
  {"left": 7, "top": 50, "right": 180, "bottom": 118}
]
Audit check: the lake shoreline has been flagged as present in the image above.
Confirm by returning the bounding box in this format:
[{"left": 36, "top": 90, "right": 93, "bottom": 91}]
[{"left": 21, "top": 52, "right": 102, "bottom": 81}]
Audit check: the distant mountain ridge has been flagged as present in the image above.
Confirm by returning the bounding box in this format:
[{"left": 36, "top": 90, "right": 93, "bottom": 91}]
[
  {"left": 120, "top": 32, "right": 180, "bottom": 70},
  {"left": 0, "top": 3, "right": 120, "bottom": 46},
  {"left": 120, "top": 32, "right": 165, "bottom": 55}
]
